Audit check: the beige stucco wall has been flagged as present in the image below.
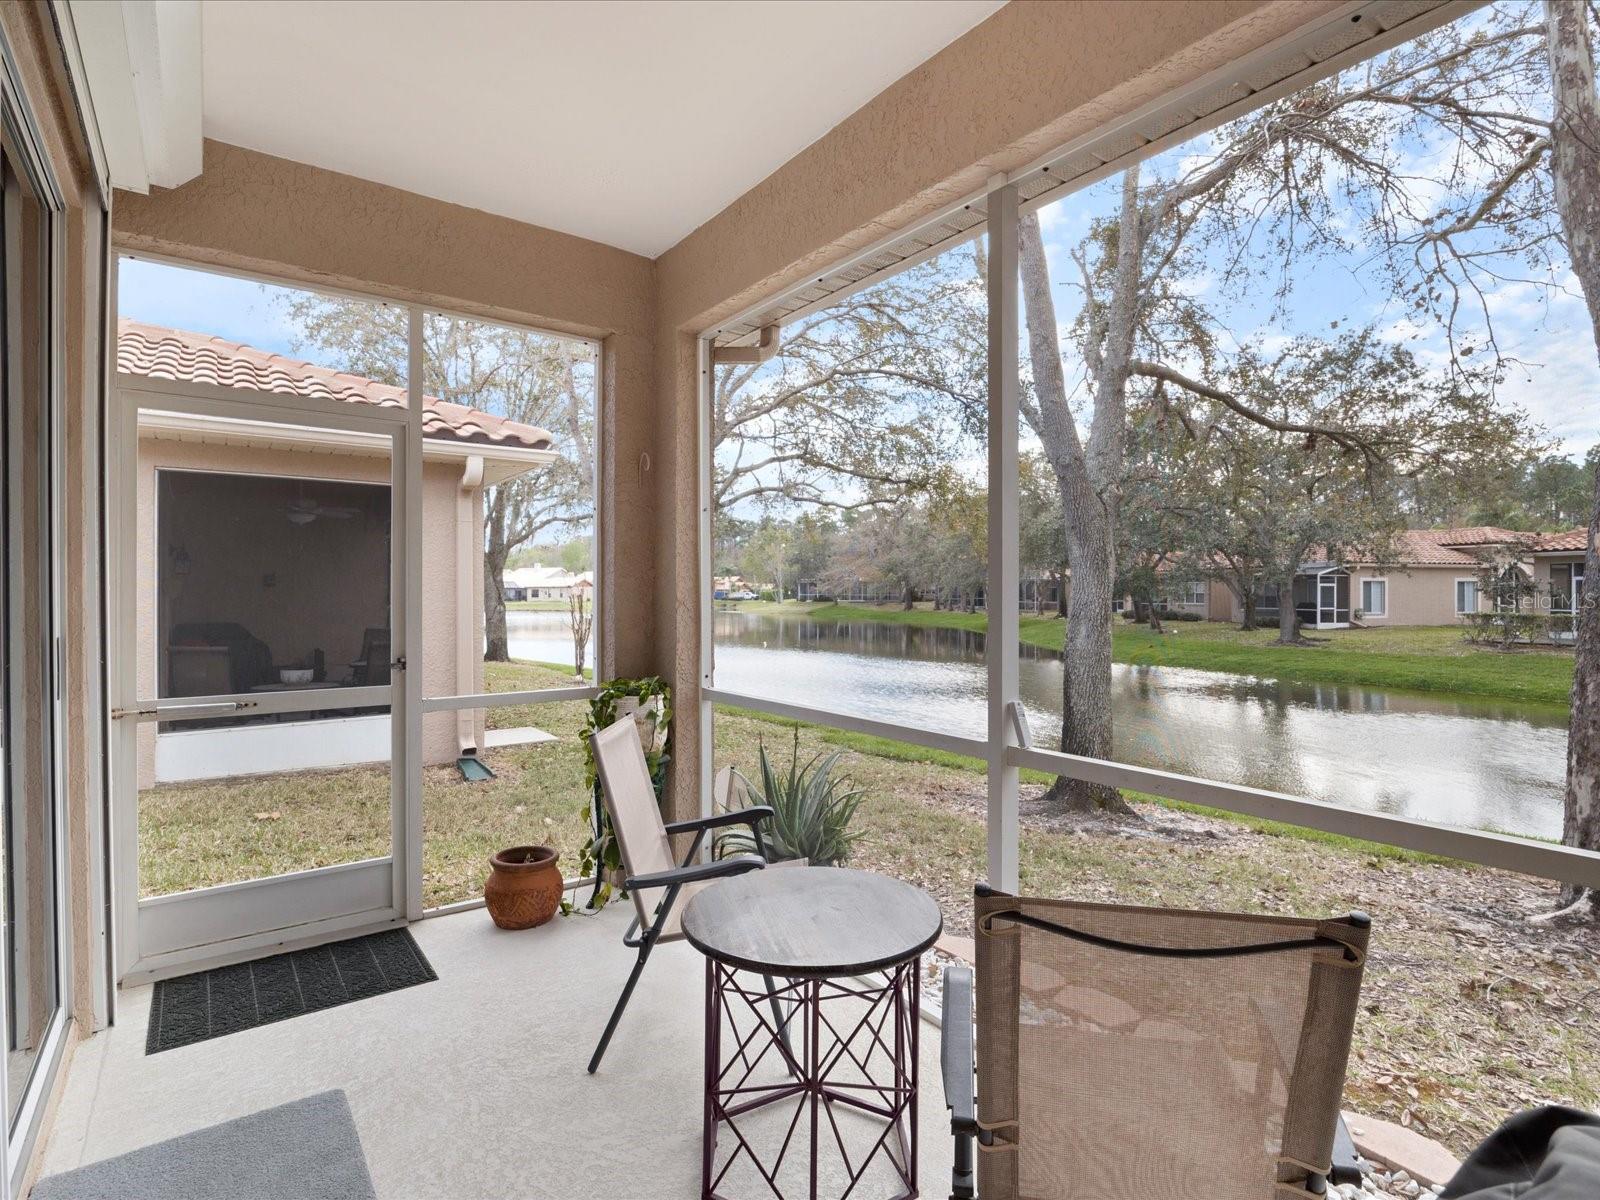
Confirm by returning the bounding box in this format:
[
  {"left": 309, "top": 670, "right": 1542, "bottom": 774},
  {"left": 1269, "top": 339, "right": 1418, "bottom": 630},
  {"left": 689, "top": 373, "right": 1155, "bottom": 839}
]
[
  {"left": 133, "top": 434, "right": 480, "bottom": 787},
  {"left": 112, "top": 140, "right": 659, "bottom": 684},
  {"left": 1349, "top": 567, "right": 1476, "bottom": 626},
  {"left": 650, "top": 0, "right": 1344, "bottom": 817}
]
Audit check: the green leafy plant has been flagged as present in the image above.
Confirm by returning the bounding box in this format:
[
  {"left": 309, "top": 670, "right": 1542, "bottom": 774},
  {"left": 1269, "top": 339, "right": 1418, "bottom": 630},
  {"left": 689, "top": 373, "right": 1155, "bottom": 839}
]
[
  {"left": 568, "top": 677, "right": 672, "bottom": 913},
  {"left": 716, "top": 728, "right": 865, "bottom": 867}
]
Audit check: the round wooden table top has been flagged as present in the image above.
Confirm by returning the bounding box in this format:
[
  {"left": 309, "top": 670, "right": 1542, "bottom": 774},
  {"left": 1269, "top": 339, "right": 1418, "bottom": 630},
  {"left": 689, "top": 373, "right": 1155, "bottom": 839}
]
[{"left": 681, "top": 866, "right": 943, "bottom": 978}]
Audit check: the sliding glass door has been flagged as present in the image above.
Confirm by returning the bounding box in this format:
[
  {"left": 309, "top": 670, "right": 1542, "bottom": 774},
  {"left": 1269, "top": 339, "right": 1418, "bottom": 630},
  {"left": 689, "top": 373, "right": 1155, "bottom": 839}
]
[{"left": 0, "top": 78, "right": 68, "bottom": 1187}]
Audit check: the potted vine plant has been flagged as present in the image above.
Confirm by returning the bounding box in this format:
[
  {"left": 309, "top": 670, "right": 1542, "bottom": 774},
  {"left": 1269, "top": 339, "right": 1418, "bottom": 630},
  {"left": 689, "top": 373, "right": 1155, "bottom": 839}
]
[{"left": 569, "top": 677, "right": 672, "bottom": 912}]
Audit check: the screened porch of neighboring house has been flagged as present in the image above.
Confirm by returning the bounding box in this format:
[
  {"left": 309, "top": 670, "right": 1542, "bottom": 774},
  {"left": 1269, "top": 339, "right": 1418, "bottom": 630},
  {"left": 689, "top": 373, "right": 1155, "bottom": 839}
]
[
  {"left": 3, "top": 3, "right": 1600, "bottom": 1200},
  {"left": 1293, "top": 565, "right": 1352, "bottom": 630}
]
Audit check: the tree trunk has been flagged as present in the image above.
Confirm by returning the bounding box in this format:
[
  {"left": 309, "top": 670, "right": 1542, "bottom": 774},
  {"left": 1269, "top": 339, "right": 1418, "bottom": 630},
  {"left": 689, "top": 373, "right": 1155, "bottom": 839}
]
[
  {"left": 484, "top": 544, "right": 511, "bottom": 662},
  {"left": 1276, "top": 577, "right": 1300, "bottom": 645},
  {"left": 1145, "top": 594, "right": 1164, "bottom": 633},
  {"left": 1546, "top": 0, "right": 1600, "bottom": 912},
  {"left": 1056, "top": 565, "right": 1069, "bottom": 618},
  {"left": 1021, "top": 204, "right": 1134, "bottom": 816},
  {"left": 1240, "top": 587, "right": 1258, "bottom": 632},
  {"left": 902, "top": 582, "right": 914, "bottom": 611}
]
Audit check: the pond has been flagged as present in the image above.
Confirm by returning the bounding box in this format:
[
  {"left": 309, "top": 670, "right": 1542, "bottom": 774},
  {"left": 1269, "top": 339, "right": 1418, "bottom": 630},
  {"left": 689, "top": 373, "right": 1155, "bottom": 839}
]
[
  {"left": 507, "top": 609, "right": 593, "bottom": 673},
  {"left": 708, "top": 609, "right": 1570, "bottom": 842}
]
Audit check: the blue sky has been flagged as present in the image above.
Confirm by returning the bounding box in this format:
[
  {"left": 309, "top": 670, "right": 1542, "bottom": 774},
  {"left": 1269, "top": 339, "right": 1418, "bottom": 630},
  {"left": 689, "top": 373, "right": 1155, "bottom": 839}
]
[
  {"left": 119, "top": 257, "right": 349, "bottom": 365},
  {"left": 1030, "top": 146, "right": 1599, "bottom": 459}
]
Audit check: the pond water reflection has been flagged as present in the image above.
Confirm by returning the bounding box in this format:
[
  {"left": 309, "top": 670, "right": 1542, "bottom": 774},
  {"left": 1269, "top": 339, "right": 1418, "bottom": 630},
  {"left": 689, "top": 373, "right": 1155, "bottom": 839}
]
[{"left": 709, "top": 610, "right": 1569, "bottom": 841}]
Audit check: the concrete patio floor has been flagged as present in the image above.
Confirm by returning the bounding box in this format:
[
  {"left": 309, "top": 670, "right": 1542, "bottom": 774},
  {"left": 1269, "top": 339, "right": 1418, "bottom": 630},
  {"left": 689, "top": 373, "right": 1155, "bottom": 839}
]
[{"left": 35, "top": 904, "right": 952, "bottom": 1199}]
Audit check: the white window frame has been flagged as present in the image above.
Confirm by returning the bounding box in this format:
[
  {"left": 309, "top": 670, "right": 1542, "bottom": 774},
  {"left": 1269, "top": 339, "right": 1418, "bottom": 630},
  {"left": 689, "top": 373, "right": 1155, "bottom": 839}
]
[
  {"left": 1360, "top": 577, "right": 1387, "bottom": 618},
  {"left": 1455, "top": 577, "right": 1479, "bottom": 616},
  {"left": 694, "top": 1, "right": 1600, "bottom": 903},
  {"left": 1183, "top": 581, "right": 1207, "bottom": 608}
]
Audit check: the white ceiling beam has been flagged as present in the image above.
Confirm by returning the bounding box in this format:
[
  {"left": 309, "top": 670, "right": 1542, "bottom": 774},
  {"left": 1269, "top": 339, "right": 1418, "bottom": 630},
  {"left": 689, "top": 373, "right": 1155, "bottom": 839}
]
[{"left": 67, "top": 0, "right": 202, "bottom": 193}]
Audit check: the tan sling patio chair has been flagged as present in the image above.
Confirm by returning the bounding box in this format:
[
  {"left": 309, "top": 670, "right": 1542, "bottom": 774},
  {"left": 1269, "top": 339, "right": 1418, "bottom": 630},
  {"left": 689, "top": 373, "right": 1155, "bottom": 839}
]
[
  {"left": 942, "top": 885, "right": 1371, "bottom": 1199},
  {"left": 585, "top": 715, "right": 777, "bottom": 1074}
]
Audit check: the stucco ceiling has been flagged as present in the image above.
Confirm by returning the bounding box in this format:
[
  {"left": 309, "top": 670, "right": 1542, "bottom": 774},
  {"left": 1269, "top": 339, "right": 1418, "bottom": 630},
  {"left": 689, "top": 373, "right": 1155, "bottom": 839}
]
[{"left": 199, "top": 0, "right": 1005, "bottom": 259}]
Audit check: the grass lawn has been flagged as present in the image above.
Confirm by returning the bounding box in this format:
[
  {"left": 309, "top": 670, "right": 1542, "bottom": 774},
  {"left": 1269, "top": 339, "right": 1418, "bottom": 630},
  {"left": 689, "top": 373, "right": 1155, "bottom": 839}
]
[
  {"left": 724, "top": 599, "right": 1576, "bottom": 707},
  {"left": 138, "top": 657, "right": 1597, "bottom": 1153},
  {"left": 505, "top": 599, "right": 573, "bottom": 612},
  {"left": 139, "top": 661, "right": 594, "bottom": 906}
]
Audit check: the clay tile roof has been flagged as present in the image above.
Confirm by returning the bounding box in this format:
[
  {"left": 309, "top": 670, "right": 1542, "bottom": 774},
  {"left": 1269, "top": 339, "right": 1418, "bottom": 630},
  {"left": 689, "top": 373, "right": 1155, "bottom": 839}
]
[
  {"left": 1431, "top": 526, "right": 1523, "bottom": 547},
  {"left": 116, "top": 319, "right": 555, "bottom": 452},
  {"left": 1532, "top": 528, "right": 1589, "bottom": 553},
  {"left": 1389, "top": 530, "right": 1489, "bottom": 566}
]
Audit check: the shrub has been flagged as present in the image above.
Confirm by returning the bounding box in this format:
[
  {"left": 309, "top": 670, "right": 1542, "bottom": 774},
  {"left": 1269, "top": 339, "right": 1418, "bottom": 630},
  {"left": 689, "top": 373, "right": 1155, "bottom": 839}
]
[
  {"left": 716, "top": 728, "right": 865, "bottom": 867},
  {"left": 759, "top": 588, "right": 777, "bottom": 602},
  {"left": 1154, "top": 607, "right": 1203, "bottom": 622}
]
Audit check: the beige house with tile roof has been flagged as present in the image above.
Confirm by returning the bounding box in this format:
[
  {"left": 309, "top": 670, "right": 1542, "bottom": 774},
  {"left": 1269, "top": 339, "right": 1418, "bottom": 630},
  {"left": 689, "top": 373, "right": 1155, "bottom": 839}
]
[
  {"left": 119, "top": 321, "right": 558, "bottom": 785},
  {"left": 1207, "top": 527, "right": 1590, "bottom": 630}
]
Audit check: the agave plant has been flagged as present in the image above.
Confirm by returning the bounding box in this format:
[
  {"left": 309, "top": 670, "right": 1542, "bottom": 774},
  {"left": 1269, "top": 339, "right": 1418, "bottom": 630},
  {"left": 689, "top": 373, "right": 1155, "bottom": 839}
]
[{"left": 717, "top": 728, "right": 866, "bottom": 867}]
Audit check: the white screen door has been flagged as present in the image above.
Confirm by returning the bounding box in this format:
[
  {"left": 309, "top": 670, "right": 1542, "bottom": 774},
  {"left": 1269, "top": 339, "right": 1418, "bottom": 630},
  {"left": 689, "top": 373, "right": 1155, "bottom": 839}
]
[{"left": 110, "top": 378, "right": 411, "bottom": 982}]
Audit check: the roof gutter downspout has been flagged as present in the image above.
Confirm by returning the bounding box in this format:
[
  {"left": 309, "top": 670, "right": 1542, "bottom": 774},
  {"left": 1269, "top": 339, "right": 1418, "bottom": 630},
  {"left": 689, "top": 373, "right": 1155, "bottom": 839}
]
[
  {"left": 458, "top": 455, "right": 485, "bottom": 756},
  {"left": 710, "top": 324, "right": 780, "bottom": 365}
]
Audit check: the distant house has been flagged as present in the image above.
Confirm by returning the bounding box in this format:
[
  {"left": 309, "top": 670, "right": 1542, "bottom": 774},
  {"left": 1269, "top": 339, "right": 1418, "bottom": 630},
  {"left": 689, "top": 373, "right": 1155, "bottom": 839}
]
[
  {"left": 1207, "top": 527, "right": 1590, "bottom": 630},
  {"left": 504, "top": 565, "right": 593, "bottom": 601}
]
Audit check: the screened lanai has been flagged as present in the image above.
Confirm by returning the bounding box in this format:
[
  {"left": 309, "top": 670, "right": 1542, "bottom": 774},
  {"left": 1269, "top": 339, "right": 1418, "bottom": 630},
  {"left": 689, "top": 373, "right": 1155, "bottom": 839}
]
[{"left": 2, "top": 1, "right": 1599, "bottom": 1198}]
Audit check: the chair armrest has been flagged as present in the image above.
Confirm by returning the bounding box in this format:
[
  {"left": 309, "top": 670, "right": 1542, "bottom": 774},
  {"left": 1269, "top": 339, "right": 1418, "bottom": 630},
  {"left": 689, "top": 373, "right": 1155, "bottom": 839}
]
[
  {"left": 625, "top": 854, "right": 766, "bottom": 891},
  {"left": 663, "top": 806, "right": 775, "bottom": 835},
  {"left": 942, "top": 964, "right": 976, "bottom": 1132}
]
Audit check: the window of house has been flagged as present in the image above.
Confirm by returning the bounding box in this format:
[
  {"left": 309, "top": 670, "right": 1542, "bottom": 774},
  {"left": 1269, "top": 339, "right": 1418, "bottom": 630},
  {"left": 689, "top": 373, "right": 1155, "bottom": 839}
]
[
  {"left": 1183, "top": 582, "right": 1206, "bottom": 607},
  {"left": 1360, "top": 578, "right": 1387, "bottom": 618},
  {"left": 1455, "top": 579, "right": 1479, "bottom": 615}
]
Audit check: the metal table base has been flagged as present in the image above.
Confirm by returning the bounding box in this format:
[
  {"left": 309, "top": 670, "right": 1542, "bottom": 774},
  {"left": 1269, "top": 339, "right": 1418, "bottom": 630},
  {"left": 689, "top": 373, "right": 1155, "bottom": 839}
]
[{"left": 702, "top": 959, "right": 921, "bottom": 1200}]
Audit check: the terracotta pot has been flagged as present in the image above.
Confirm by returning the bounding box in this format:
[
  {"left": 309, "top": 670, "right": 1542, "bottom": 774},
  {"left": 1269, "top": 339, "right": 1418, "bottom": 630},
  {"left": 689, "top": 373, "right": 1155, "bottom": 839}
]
[{"left": 485, "top": 846, "right": 562, "bottom": 930}]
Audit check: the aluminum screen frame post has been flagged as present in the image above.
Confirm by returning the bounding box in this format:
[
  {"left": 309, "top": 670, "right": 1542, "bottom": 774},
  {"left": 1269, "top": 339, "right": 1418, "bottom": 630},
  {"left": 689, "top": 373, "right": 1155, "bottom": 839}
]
[{"left": 985, "top": 179, "right": 1020, "bottom": 895}]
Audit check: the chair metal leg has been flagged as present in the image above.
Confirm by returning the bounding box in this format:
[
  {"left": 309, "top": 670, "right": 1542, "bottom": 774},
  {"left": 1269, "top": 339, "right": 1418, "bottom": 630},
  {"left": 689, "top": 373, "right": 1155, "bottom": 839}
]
[
  {"left": 951, "top": 1129, "right": 975, "bottom": 1199},
  {"left": 588, "top": 935, "right": 656, "bottom": 1074}
]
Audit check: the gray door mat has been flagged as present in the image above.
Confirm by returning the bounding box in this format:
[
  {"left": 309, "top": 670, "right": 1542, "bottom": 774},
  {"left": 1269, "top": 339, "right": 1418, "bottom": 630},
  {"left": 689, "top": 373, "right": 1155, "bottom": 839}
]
[
  {"left": 146, "top": 928, "right": 436, "bottom": 1054},
  {"left": 31, "top": 1089, "right": 376, "bottom": 1200}
]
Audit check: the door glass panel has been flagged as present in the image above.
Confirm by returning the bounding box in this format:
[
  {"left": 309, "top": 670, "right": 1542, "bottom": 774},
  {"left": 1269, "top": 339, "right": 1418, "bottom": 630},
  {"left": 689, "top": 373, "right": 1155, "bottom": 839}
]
[
  {"left": 2, "top": 125, "right": 60, "bottom": 1122},
  {"left": 134, "top": 406, "right": 397, "bottom": 897}
]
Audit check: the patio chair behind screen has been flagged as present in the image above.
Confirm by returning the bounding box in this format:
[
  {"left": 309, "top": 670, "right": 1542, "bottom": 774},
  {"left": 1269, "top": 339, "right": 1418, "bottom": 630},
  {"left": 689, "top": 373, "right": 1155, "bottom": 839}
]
[{"left": 953, "top": 888, "right": 1369, "bottom": 1199}]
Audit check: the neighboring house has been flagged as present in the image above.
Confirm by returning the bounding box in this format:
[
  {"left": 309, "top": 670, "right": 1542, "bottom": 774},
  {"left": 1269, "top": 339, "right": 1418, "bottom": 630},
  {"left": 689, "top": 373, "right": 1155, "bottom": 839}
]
[
  {"left": 796, "top": 578, "right": 902, "bottom": 603},
  {"left": 505, "top": 564, "right": 593, "bottom": 600},
  {"left": 120, "top": 320, "right": 557, "bottom": 785},
  {"left": 1207, "top": 526, "right": 1591, "bottom": 629},
  {"left": 1529, "top": 529, "right": 1588, "bottom": 639}
]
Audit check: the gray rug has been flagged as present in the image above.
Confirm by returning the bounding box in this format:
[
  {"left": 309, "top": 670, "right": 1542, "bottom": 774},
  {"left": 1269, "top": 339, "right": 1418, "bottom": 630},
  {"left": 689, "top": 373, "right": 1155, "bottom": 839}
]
[{"left": 32, "top": 1090, "right": 375, "bottom": 1200}]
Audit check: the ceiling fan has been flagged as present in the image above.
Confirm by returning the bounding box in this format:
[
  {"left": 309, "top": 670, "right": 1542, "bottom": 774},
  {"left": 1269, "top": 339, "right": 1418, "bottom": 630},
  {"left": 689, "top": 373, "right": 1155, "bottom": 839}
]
[{"left": 285, "top": 489, "right": 362, "bottom": 526}]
